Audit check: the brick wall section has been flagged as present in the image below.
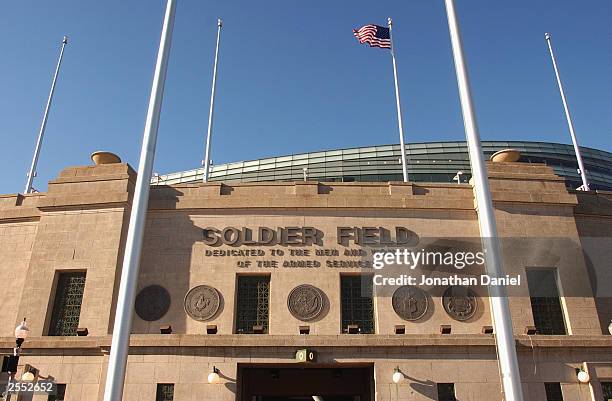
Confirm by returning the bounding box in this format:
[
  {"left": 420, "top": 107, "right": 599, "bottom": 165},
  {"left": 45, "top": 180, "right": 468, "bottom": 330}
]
[
  {"left": 8, "top": 163, "right": 136, "bottom": 336},
  {"left": 0, "top": 220, "right": 37, "bottom": 336}
]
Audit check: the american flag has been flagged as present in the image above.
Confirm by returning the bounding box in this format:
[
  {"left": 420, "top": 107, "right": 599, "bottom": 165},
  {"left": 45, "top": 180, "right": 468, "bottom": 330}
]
[{"left": 353, "top": 24, "right": 391, "bottom": 49}]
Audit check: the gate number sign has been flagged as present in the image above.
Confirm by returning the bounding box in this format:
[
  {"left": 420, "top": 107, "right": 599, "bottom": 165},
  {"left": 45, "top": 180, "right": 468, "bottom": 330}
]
[{"left": 295, "top": 348, "right": 317, "bottom": 363}]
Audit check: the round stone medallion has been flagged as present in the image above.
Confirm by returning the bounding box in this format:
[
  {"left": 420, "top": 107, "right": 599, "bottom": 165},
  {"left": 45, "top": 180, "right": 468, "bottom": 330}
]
[
  {"left": 392, "top": 285, "right": 428, "bottom": 321},
  {"left": 442, "top": 285, "right": 478, "bottom": 321},
  {"left": 184, "top": 285, "right": 221, "bottom": 321},
  {"left": 135, "top": 285, "right": 171, "bottom": 321},
  {"left": 287, "top": 284, "right": 324, "bottom": 321}
]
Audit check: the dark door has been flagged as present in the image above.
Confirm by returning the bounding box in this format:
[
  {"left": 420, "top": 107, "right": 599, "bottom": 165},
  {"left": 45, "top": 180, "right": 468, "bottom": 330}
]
[
  {"left": 239, "top": 366, "right": 373, "bottom": 401},
  {"left": 259, "top": 398, "right": 354, "bottom": 401}
]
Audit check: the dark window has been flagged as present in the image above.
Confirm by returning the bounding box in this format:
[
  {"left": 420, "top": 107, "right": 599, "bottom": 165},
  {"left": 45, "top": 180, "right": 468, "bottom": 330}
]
[
  {"left": 545, "top": 382, "right": 564, "bottom": 401},
  {"left": 235, "top": 276, "right": 270, "bottom": 334},
  {"left": 156, "top": 383, "right": 174, "bottom": 401},
  {"left": 48, "top": 384, "right": 66, "bottom": 401},
  {"left": 437, "top": 383, "right": 457, "bottom": 401},
  {"left": 526, "top": 269, "right": 566, "bottom": 335},
  {"left": 602, "top": 382, "right": 612, "bottom": 401},
  {"left": 48, "top": 272, "right": 86, "bottom": 336},
  {"left": 341, "top": 275, "right": 374, "bottom": 334}
]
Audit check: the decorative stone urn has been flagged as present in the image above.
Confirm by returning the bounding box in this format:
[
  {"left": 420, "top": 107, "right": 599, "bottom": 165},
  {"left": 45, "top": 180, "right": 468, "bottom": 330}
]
[
  {"left": 91, "top": 151, "right": 121, "bottom": 165},
  {"left": 490, "top": 149, "right": 521, "bottom": 163}
]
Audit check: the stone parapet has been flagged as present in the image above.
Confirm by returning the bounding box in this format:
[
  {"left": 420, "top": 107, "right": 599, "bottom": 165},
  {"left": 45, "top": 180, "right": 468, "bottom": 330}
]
[
  {"left": 38, "top": 163, "right": 136, "bottom": 210},
  {"left": 574, "top": 190, "right": 612, "bottom": 217},
  {"left": 0, "top": 161, "right": 603, "bottom": 216},
  {"left": 0, "top": 194, "right": 43, "bottom": 222},
  {"left": 147, "top": 181, "right": 476, "bottom": 211},
  {"left": 483, "top": 161, "right": 578, "bottom": 206}
]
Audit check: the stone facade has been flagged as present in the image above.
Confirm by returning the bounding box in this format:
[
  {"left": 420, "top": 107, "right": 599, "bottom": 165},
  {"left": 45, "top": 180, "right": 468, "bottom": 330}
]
[{"left": 0, "top": 160, "right": 611, "bottom": 401}]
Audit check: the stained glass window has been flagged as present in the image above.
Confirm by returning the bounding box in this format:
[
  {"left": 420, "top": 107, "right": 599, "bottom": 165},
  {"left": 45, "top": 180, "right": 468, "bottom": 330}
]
[
  {"left": 526, "top": 269, "right": 566, "bottom": 335},
  {"left": 48, "top": 272, "right": 86, "bottom": 336},
  {"left": 235, "top": 276, "right": 270, "bottom": 334},
  {"left": 156, "top": 383, "right": 174, "bottom": 401},
  {"left": 340, "top": 275, "right": 374, "bottom": 334}
]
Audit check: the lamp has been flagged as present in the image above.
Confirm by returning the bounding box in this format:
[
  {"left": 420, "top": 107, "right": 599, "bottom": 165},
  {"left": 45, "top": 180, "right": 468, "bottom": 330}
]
[
  {"left": 207, "top": 366, "right": 220, "bottom": 384},
  {"left": 392, "top": 367, "right": 403, "bottom": 384},
  {"left": 576, "top": 368, "right": 590, "bottom": 383},
  {"left": 21, "top": 371, "right": 35, "bottom": 382},
  {"left": 608, "top": 320, "right": 611, "bottom": 335},
  {"left": 14, "top": 318, "right": 30, "bottom": 348}
]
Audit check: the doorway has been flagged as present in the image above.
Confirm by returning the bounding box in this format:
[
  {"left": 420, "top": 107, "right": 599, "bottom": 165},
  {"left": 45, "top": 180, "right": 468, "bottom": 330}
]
[{"left": 238, "top": 365, "right": 374, "bottom": 401}]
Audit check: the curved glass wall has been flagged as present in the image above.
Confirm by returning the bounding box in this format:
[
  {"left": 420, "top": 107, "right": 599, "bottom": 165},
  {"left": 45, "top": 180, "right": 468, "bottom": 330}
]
[{"left": 152, "top": 141, "right": 612, "bottom": 191}]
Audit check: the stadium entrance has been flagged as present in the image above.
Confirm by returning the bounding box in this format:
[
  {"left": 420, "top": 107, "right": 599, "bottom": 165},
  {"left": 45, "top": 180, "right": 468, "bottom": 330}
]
[{"left": 238, "top": 364, "right": 374, "bottom": 401}]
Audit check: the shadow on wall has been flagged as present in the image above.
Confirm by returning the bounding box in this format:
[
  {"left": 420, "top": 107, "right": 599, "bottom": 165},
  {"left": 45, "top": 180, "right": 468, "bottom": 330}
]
[
  {"left": 574, "top": 193, "right": 612, "bottom": 335},
  {"left": 405, "top": 373, "right": 437, "bottom": 399},
  {"left": 130, "top": 186, "right": 197, "bottom": 335}
]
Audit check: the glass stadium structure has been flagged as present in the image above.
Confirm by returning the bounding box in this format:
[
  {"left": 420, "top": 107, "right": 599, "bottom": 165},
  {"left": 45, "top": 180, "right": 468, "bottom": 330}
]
[{"left": 152, "top": 141, "right": 612, "bottom": 191}]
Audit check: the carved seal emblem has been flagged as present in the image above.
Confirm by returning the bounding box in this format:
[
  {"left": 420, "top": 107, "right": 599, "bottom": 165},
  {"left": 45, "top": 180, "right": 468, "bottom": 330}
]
[
  {"left": 287, "top": 284, "right": 324, "bottom": 321},
  {"left": 135, "top": 285, "right": 171, "bottom": 322},
  {"left": 184, "top": 285, "right": 221, "bottom": 321},
  {"left": 442, "top": 285, "right": 478, "bottom": 321},
  {"left": 392, "top": 285, "right": 428, "bottom": 321}
]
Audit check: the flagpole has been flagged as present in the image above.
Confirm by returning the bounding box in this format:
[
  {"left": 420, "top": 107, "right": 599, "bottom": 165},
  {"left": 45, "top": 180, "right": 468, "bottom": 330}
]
[
  {"left": 24, "top": 36, "right": 68, "bottom": 194},
  {"left": 203, "top": 18, "right": 222, "bottom": 183},
  {"left": 387, "top": 18, "right": 409, "bottom": 183},
  {"left": 443, "top": 1, "right": 524, "bottom": 401},
  {"left": 102, "top": 0, "right": 176, "bottom": 400},
  {"left": 545, "top": 32, "right": 590, "bottom": 191}
]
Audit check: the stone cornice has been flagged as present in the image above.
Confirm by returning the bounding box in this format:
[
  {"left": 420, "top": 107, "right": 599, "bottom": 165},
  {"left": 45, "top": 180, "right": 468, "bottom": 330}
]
[{"left": 1, "top": 334, "right": 610, "bottom": 352}]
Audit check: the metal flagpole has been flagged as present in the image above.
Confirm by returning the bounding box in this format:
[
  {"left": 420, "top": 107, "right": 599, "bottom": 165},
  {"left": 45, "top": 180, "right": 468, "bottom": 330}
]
[
  {"left": 102, "top": 1, "right": 176, "bottom": 400},
  {"left": 203, "top": 18, "right": 223, "bottom": 183},
  {"left": 387, "top": 18, "right": 409, "bottom": 183},
  {"left": 24, "top": 36, "right": 68, "bottom": 194},
  {"left": 545, "top": 32, "right": 590, "bottom": 191},
  {"left": 443, "top": 1, "right": 524, "bottom": 401}
]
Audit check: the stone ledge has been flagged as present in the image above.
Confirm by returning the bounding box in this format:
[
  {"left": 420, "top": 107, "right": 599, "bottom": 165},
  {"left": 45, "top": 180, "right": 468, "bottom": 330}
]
[
  {"left": 48, "top": 173, "right": 133, "bottom": 185},
  {"left": 574, "top": 191, "right": 612, "bottom": 217},
  {"left": 2, "top": 334, "right": 610, "bottom": 351},
  {"left": 37, "top": 192, "right": 131, "bottom": 210},
  {"left": 56, "top": 163, "right": 135, "bottom": 179},
  {"left": 0, "top": 207, "right": 41, "bottom": 222},
  {"left": 490, "top": 191, "right": 577, "bottom": 205}
]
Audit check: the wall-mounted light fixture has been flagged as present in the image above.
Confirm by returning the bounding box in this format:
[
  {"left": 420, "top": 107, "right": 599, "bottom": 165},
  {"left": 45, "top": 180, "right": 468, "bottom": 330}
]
[
  {"left": 453, "top": 171, "right": 464, "bottom": 184},
  {"left": 208, "top": 366, "right": 220, "bottom": 384},
  {"left": 392, "top": 367, "right": 404, "bottom": 384},
  {"left": 576, "top": 367, "right": 590, "bottom": 383},
  {"left": 15, "top": 318, "right": 30, "bottom": 349},
  {"left": 21, "top": 371, "right": 35, "bottom": 382},
  {"left": 21, "top": 365, "right": 38, "bottom": 382}
]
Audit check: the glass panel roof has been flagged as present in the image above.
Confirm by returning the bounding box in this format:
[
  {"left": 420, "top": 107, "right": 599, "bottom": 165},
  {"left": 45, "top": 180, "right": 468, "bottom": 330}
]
[{"left": 150, "top": 140, "right": 612, "bottom": 190}]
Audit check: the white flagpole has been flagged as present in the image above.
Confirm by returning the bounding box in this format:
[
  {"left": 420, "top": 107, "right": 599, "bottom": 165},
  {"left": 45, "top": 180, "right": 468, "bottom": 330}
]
[
  {"left": 102, "top": 1, "right": 176, "bottom": 400},
  {"left": 545, "top": 32, "right": 590, "bottom": 191},
  {"left": 24, "top": 36, "right": 68, "bottom": 194},
  {"left": 203, "top": 18, "right": 223, "bottom": 183},
  {"left": 443, "top": 1, "right": 524, "bottom": 401},
  {"left": 387, "top": 18, "right": 409, "bottom": 183}
]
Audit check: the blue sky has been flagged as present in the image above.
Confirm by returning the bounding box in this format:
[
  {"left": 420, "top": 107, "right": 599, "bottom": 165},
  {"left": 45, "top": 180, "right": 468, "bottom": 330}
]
[{"left": 1, "top": 0, "right": 611, "bottom": 193}]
